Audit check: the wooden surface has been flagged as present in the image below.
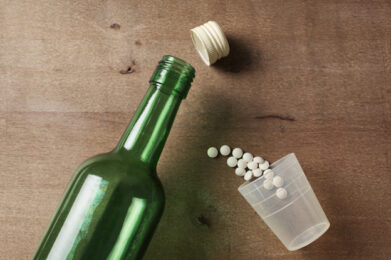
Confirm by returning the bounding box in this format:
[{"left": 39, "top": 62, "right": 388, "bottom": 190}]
[{"left": 1, "top": 0, "right": 390, "bottom": 259}]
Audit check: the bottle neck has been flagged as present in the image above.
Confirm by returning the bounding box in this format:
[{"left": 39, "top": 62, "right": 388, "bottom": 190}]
[{"left": 115, "top": 84, "right": 182, "bottom": 168}]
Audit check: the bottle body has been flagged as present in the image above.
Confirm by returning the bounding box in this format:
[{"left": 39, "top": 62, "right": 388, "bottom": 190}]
[
  {"left": 34, "top": 152, "right": 164, "bottom": 260},
  {"left": 33, "top": 56, "right": 195, "bottom": 260}
]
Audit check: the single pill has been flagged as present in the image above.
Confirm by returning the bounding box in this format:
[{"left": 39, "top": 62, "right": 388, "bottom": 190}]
[
  {"left": 264, "top": 169, "right": 274, "bottom": 179},
  {"left": 235, "top": 167, "right": 246, "bottom": 176},
  {"left": 247, "top": 161, "right": 258, "bottom": 170},
  {"left": 237, "top": 159, "right": 247, "bottom": 169},
  {"left": 244, "top": 171, "right": 253, "bottom": 181},
  {"left": 263, "top": 180, "right": 274, "bottom": 190},
  {"left": 253, "top": 168, "right": 262, "bottom": 177},
  {"left": 242, "top": 152, "right": 253, "bottom": 162},
  {"left": 227, "top": 156, "right": 237, "bottom": 167},
  {"left": 272, "top": 176, "right": 284, "bottom": 187},
  {"left": 207, "top": 147, "right": 218, "bottom": 158},
  {"left": 220, "top": 145, "right": 231, "bottom": 156},
  {"left": 253, "top": 156, "right": 265, "bottom": 164},
  {"left": 276, "top": 188, "right": 288, "bottom": 199},
  {"left": 259, "top": 160, "right": 270, "bottom": 170},
  {"left": 232, "top": 148, "right": 243, "bottom": 158}
]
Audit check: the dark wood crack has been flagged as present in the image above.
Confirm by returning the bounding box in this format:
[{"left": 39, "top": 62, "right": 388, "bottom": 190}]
[{"left": 255, "top": 115, "right": 295, "bottom": 121}]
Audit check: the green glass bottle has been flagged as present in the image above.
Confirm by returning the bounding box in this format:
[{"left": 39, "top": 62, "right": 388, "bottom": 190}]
[{"left": 34, "top": 56, "right": 195, "bottom": 260}]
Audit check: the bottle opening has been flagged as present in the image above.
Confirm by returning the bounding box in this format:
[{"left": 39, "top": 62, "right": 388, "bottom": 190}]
[{"left": 150, "top": 55, "right": 195, "bottom": 98}]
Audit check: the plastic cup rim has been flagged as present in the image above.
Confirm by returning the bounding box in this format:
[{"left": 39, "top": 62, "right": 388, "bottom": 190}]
[{"left": 238, "top": 153, "right": 299, "bottom": 191}]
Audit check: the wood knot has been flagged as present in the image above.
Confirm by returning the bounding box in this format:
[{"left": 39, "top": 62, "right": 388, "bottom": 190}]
[
  {"left": 255, "top": 115, "right": 295, "bottom": 122},
  {"left": 197, "top": 214, "right": 211, "bottom": 228},
  {"left": 110, "top": 23, "right": 120, "bottom": 30},
  {"left": 120, "top": 60, "right": 136, "bottom": 74}
]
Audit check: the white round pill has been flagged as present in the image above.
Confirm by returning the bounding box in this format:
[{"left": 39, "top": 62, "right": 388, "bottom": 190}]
[
  {"left": 232, "top": 148, "right": 243, "bottom": 158},
  {"left": 244, "top": 171, "right": 253, "bottom": 181},
  {"left": 227, "top": 156, "right": 237, "bottom": 167},
  {"left": 237, "top": 159, "right": 247, "bottom": 169},
  {"left": 235, "top": 167, "right": 246, "bottom": 176},
  {"left": 263, "top": 180, "right": 274, "bottom": 190},
  {"left": 242, "top": 152, "right": 253, "bottom": 162},
  {"left": 272, "top": 176, "right": 284, "bottom": 187},
  {"left": 259, "top": 160, "right": 270, "bottom": 170},
  {"left": 264, "top": 169, "right": 274, "bottom": 179},
  {"left": 253, "top": 156, "right": 265, "bottom": 164},
  {"left": 253, "top": 168, "right": 262, "bottom": 177},
  {"left": 207, "top": 147, "right": 218, "bottom": 158},
  {"left": 220, "top": 145, "right": 231, "bottom": 156},
  {"left": 276, "top": 188, "right": 288, "bottom": 199},
  {"left": 247, "top": 161, "right": 258, "bottom": 170}
]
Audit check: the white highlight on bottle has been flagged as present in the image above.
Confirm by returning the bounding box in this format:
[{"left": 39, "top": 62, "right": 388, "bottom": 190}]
[
  {"left": 227, "top": 156, "right": 237, "bottom": 167},
  {"left": 272, "top": 176, "right": 284, "bottom": 188},
  {"left": 276, "top": 188, "right": 288, "bottom": 199},
  {"left": 108, "top": 197, "right": 147, "bottom": 259},
  {"left": 220, "top": 145, "right": 231, "bottom": 156},
  {"left": 207, "top": 147, "right": 218, "bottom": 158},
  {"left": 124, "top": 92, "right": 158, "bottom": 151},
  {"left": 47, "top": 175, "right": 103, "bottom": 260},
  {"left": 235, "top": 167, "right": 246, "bottom": 176},
  {"left": 232, "top": 148, "right": 243, "bottom": 159},
  {"left": 242, "top": 153, "right": 253, "bottom": 162}
]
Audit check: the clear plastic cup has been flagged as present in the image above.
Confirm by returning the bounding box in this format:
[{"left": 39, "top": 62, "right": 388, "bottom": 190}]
[{"left": 238, "top": 153, "right": 330, "bottom": 251}]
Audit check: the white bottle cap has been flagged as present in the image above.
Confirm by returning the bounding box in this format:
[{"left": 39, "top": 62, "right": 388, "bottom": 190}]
[{"left": 190, "top": 21, "right": 230, "bottom": 66}]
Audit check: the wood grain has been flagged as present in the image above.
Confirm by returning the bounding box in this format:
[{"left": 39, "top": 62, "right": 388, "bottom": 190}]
[{"left": 1, "top": 0, "right": 390, "bottom": 259}]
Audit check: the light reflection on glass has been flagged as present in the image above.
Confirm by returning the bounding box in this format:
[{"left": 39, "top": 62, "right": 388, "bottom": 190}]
[
  {"left": 107, "top": 197, "right": 147, "bottom": 260},
  {"left": 123, "top": 92, "right": 158, "bottom": 151},
  {"left": 47, "top": 175, "right": 107, "bottom": 260}
]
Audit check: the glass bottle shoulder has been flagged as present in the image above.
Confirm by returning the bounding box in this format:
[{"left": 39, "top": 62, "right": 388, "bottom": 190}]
[{"left": 71, "top": 152, "right": 164, "bottom": 202}]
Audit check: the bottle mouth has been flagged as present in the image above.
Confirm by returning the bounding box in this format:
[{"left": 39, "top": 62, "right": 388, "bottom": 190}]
[{"left": 150, "top": 55, "right": 195, "bottom": 98}]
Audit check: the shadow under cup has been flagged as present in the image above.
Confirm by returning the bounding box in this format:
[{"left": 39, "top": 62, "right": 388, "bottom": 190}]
[{"left": 238, "top": 153, "right": 330, "bottom": 251}]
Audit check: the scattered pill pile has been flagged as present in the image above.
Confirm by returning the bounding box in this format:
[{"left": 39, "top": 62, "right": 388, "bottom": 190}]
[{"left": 207, "top": 145, "right": 288, "bottom": 200}]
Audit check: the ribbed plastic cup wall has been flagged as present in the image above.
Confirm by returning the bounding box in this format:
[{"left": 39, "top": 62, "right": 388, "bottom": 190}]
[{"left": 238, "top": 153, "right": 330, "bottom": 251}]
